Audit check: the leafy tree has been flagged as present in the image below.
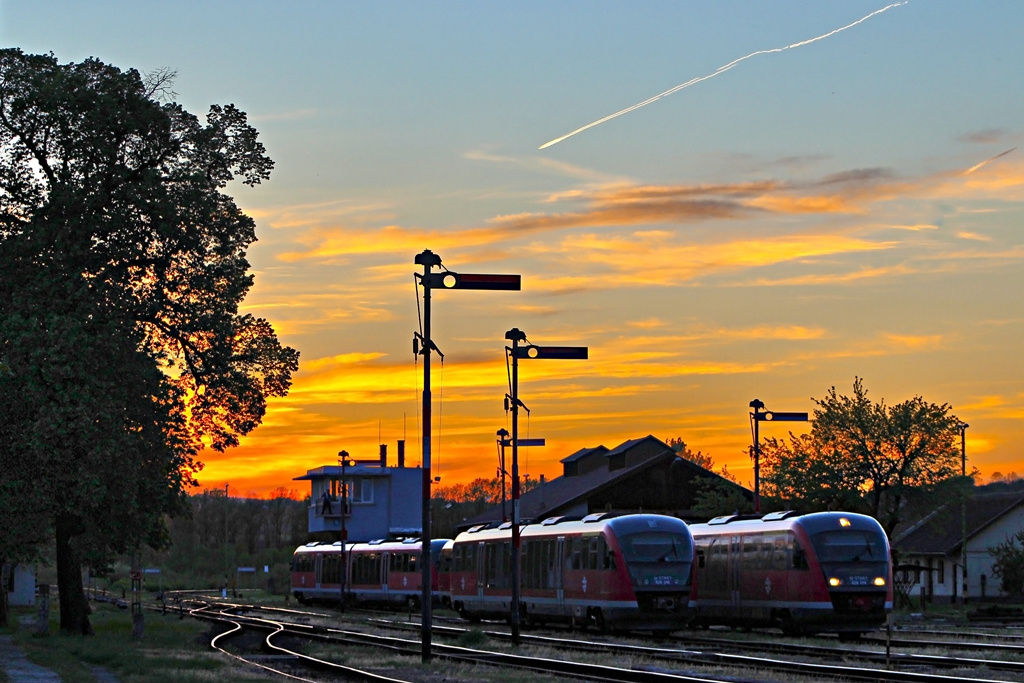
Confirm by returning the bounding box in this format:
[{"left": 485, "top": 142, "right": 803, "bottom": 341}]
[
  {"left": 989, "top": 530, "right": 1024, "bottom": 597},
  {"left": 0, "top": 50, "right": 298, "bottom": 634},
  {"left": 760, "top": 378, "right": 963, "bottom": 534},
  {"left": 666, "top": 436, "right": 752, "bottom": 518},
  {"left": 666, "top": 437, "right": 716, "bottom": 471}
]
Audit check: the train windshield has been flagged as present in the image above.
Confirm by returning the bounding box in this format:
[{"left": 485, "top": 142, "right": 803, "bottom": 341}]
[
  {"left": 811, "top": 530, "right": 887, "bottom": 563},
  {"left": 619, "top": 531, "right": 691, "bottom": 564}
]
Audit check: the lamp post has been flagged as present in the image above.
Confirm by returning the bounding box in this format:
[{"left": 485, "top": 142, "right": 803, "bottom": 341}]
[
  {"left": 338, "top": 450, "right": 352, "bottom": 611},
  {"left": 749, "top": 400, "right": 808, "bottom": 513},
  {"left": 506, "top": 328, "right": 587, "bottom": 645},
  {"left": 959, "top": 422, "right": 969, "bottom": 608},
  {"left": 413, "top": 250, "right": 520, "bottom": 662}
]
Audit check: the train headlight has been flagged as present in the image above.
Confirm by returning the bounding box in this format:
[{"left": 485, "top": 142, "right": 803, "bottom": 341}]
[
  {"left": 874, "top": 577, "right": 886, "bottom": 587},
  {"left": 829, "top": 577, "right": 842, "bottom": 587},
  {"left": 839, "top": 517, "right": 851, "bottom": 527}
]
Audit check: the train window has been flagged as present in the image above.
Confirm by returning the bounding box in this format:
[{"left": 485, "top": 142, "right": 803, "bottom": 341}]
[
  {"left": 391, "top": 553, "right": 415, "bottom": 573},
  {"left": 767, "top": 535, "right": 789, "bottom": 571},
  {"left": 483, "top": 542, "right": 508, "bottom": 588},
  {"left": 793, "top": 542, "right": 809, "bottom": 570},
  {"left": 352, "top": 552, "right": 381, "bottom": 585},
  {"left": 485, "top": 543, "right": 497, "bottom": 586},
  {"left": 322, "top": 554, "right": 341, "bottom": 584},
  {"left": 522, "top": 539, "right": 558, "bottom": 589},
  {"left": 522, "top": 541, "right": 534, "bottom": 588},
  {"left": 453, "top": 545, "right": 464, "bottom": 571},
  {"left": 567, "top": 538, "right": 583, "bottom": 570},
  {"left": 742, "top": 534, "right": 767, "bottom": 570},
  {"left": 545, "top": 540, "right": 557, "bottom": 588},
  {"left": 811, "top": 530, "right": 887, "bottom": 564},
  {"left": 618, "top": 531, "right": 690, "bottom": 564}
]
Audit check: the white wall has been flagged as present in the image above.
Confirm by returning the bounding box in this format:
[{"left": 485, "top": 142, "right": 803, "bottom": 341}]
[{"left": 967, "top": 504, "right": 1024, "bottom": 597}]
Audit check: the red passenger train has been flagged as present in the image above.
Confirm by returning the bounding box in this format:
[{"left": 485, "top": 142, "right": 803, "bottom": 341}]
[
  {"left": 291, "top": 538, "right": 448, "bottom": 608},
  {"left": 447, "top": 513, "right": 695, "bottom": 633},
  {"left": 688, "top": 511, "right": 893, "bottom": 636}
]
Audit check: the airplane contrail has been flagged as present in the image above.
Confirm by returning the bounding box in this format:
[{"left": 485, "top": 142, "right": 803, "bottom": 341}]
[
  {"left": 963, "top": 147, "right": 1016, "bottom": 175},
  {"left": 539, "top": 2, "right": 908, "bottom": 150}
]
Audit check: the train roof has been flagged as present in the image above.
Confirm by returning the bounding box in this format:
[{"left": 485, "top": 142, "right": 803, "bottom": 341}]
[
  {"left": 688, "top": 511, "right": 886, "bottom": 537},
  {"left": 452, "top": 512, "right": 690, "bottom": 544},
  {"left": 293, "top": 538, "right": 453, "bottom": 555}
]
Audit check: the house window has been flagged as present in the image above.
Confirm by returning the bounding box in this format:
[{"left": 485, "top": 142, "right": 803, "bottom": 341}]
[
  {"left": 344, "top": 479, "right": 376, "bottom": 505},
  {"left": 349, "top": 478, "right": 373, "bottom": 504}
]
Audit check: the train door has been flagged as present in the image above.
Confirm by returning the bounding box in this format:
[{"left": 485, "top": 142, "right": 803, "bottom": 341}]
[
  {"left": 730, "top": 535, "right": 742, "bottom": 612},
  {"left": 381, "top": 551, "right": 390, "bottom": 601},
  {"left": 555, "top": 536, "right": 566, "bottom": 614},
  {"left": 315, "top": 552, "right": 323, "bottom": 591},
  {"left": 476, "top": 542, "right": 485, "bottom": 607}
]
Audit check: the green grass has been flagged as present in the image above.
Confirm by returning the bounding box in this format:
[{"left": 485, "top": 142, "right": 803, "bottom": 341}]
[{"left": 5, "top": 603, "right": 269, "bottom": 682}]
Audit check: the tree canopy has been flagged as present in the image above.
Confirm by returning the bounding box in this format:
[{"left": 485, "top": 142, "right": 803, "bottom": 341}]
[
  {"left": 666, "top": 436, "right": 752, "bottom": 518},
  {"left": 760, "top": 378, "right": 964, "bottom": 534},
  {"left": 0, "top": 49, "right": 298, "bottom": 634}
]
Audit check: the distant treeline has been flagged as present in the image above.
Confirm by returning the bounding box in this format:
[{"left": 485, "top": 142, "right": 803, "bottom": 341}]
[{"left": 73, "top": 489, "right": 312, "bottom": 596}]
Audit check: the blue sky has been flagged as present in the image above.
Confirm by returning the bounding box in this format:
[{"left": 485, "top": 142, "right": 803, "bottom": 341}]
[{"left": 4, "top": 1, "right": 1022, "bottom": 495}]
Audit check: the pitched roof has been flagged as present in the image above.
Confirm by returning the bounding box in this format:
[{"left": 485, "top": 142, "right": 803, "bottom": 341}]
[
  {"left": 463, "top": 447, "right": 679, "bottom": 528},
  {"left": 559, "top": 445, "right": 608, "bottom": 464},
  {"left": 461, "top": 435, "right": 749, "bottom": 529},
  {"left": 893, "top": 490, "right": 1024, "bottom": 556}
]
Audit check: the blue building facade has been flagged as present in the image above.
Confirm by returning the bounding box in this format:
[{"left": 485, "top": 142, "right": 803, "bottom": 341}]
[{"left": 293, "top": 443, "right": 423, "bottom": 542}]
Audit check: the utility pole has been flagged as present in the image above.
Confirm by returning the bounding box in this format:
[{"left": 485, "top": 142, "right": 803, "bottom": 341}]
[
  {"left": 413, "top": 250, "right": 519, "bottom": 662},
  {"left": 506, "top": 328, "right": 586, "bottom": 645},
  {"left": 338, "top": 450, "right": 352, "bottom": 611},
  {"left": 959, "top": 422, "right": 969, "bottom": 608},
  {"left": 749, "top": 401, "right": 808, "bottom": 514}
]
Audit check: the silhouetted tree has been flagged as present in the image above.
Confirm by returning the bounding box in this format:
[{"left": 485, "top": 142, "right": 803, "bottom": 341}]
[
  {"left": 760, "top": 378, "right": 963, "bottom": 534},
  {"left": 0, "top": 49, "right": 298, "bottom": 634},
  {"left": 666, "top": 437, "right": 716, "bottom": 472}
]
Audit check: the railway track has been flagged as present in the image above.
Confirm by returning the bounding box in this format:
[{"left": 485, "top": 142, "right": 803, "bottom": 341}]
[
  {"left": 136, "top": 594, "right": 1024, "bottom": 682},
  {"left": 363, "top": 614, "right": 1024, "bottom": 682}
]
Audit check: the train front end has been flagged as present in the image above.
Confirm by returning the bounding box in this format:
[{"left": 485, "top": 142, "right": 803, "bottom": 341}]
[
  {"left": 802, "top": 512, "right": 892, "bottom": 633},
  {"left": 605, "top": 514, "right": 695, "bottom": 631}
]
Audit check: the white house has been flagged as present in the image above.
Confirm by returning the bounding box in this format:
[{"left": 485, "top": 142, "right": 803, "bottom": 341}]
[
  {"left": 892, "top": 490, "right": 1024, "bottom": 603},
  {"left": 294, "top": 441, "right": 423, "bottom": 542}
]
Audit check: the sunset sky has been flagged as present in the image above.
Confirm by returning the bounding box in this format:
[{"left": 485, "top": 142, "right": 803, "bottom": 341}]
[{"left": 3, "top": 1, "right": 1022, "bottom": 498}]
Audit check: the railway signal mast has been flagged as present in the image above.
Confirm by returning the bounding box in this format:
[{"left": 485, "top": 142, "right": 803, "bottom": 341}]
[
  {"left": 414, "top": 250, "right": 520, "bottom": 662},
  {"left": 749, "top": 399, "right": 808, "bottom": 513},
  {"left": 506, "top": 328, "right": 588, "bottom": 645}
]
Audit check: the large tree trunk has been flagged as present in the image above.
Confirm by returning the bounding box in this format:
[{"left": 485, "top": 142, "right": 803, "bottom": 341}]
[{"left": 55, "top": 514, "right": 92, "bottom": 636}]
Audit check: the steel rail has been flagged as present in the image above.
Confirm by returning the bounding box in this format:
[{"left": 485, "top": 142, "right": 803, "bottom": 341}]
[
  {"left": 144, "top": 598, "right": 1024, "bottom": 683},
  {"left": 194, "top": 604, "right": 416, "bottom": 682},
  {"left": 368, "top": 616, "right": 1021, "bottom": 683}
]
